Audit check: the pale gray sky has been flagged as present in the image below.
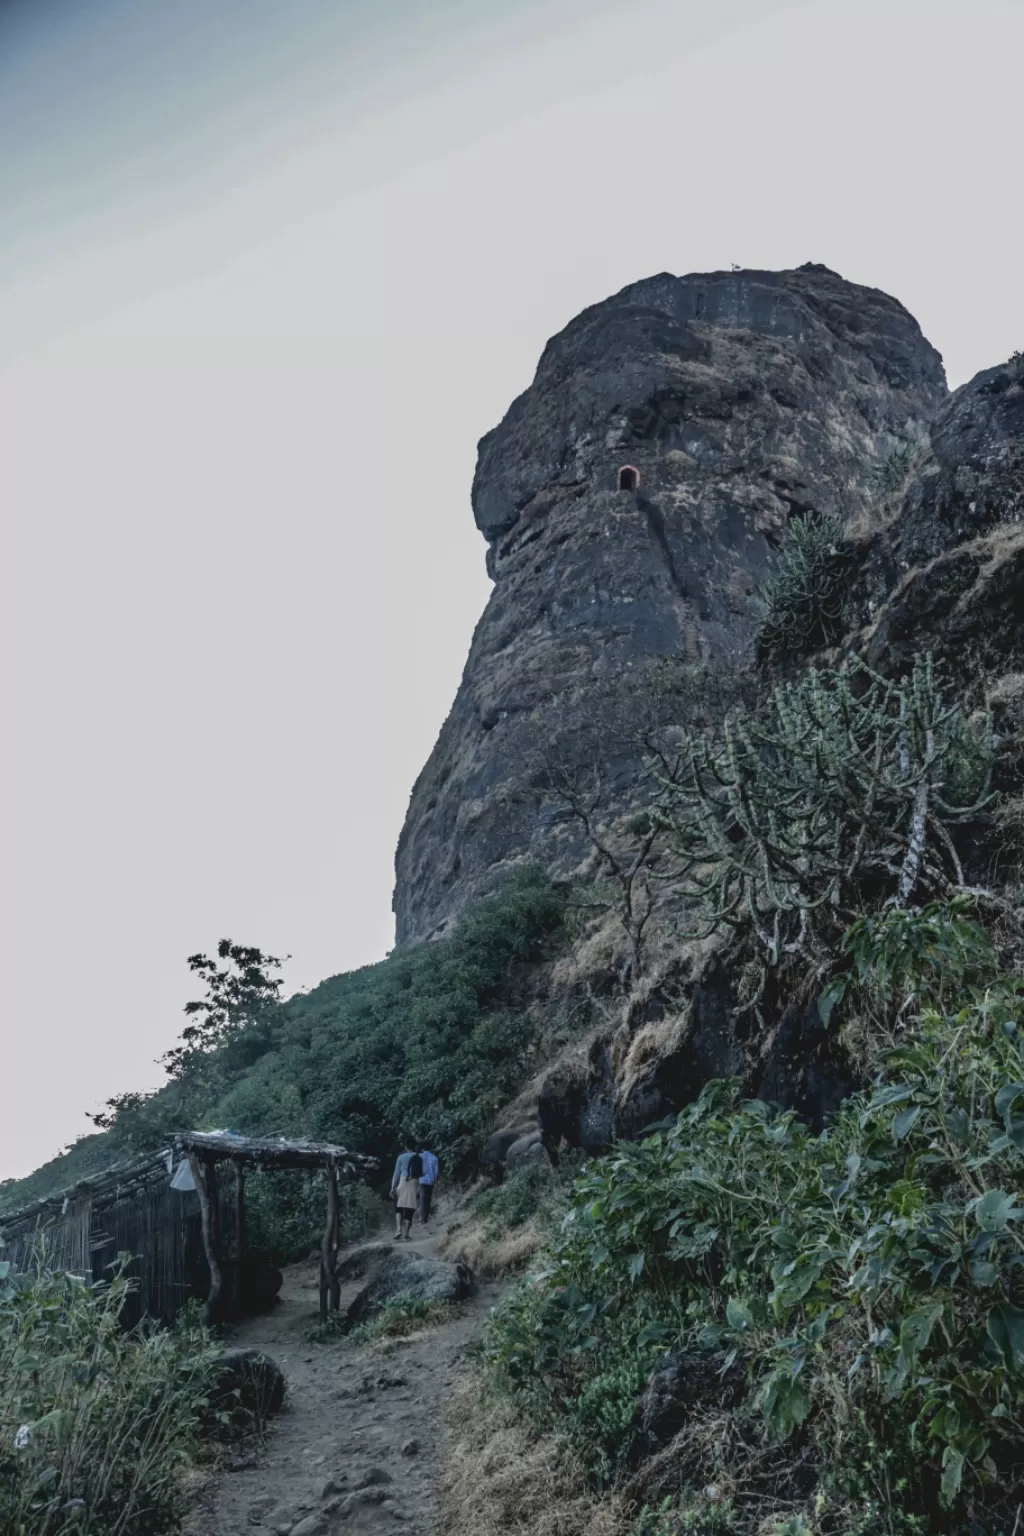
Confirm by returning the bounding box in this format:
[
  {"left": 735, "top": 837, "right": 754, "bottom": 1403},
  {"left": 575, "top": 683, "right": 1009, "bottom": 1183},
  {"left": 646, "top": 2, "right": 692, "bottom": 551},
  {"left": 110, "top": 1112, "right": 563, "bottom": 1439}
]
[{"left": 3, "top": 0, "right": 1022, "bottom": 1180}]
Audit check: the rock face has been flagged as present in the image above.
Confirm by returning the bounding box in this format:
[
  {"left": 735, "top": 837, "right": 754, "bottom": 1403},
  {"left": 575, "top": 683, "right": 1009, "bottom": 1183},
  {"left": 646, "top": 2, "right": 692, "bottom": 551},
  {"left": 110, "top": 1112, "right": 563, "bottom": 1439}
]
[
  {"left": 393, "top": 264, "right": 947, "bottom": 944},
  {"left": 850, "top": 352, "right": 1024, "bottom": 676}
]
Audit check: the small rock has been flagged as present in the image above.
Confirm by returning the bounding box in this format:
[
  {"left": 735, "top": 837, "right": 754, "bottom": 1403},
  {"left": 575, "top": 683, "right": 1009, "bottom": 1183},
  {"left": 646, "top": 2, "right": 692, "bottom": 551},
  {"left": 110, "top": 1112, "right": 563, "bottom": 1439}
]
[
  {"left": 400, "top": 1439, "right": 420, "bottom": 1457},
  {"left": 339, "top": 1488, "right": 390, "bottom": 1516},
  {"left": 290, "top": 1515, "right": 326, "bottom": 1536},
  {"left": 352, "top": 1467, "right": 392, "bottom": 1490},
  {"left": 318, "top": 1476, "right": 346, "bottom": 1500},
  {"left": 246, "top": 1494, "right": 278, "bottom": 1524}
]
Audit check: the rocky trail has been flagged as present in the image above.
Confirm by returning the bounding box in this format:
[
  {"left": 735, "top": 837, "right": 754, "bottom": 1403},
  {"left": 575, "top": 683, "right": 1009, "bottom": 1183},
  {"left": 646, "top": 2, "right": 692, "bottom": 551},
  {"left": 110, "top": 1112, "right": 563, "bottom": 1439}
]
[{"left": 184, "top": 1202, "right": 501, "bottom": 1536}]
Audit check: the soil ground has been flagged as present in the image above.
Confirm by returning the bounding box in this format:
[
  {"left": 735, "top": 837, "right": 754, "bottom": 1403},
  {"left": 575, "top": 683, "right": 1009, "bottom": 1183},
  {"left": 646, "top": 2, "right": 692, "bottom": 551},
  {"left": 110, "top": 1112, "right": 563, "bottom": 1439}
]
[{"left": 183, "top": 1198, "right": 502, "bottom": 1536}]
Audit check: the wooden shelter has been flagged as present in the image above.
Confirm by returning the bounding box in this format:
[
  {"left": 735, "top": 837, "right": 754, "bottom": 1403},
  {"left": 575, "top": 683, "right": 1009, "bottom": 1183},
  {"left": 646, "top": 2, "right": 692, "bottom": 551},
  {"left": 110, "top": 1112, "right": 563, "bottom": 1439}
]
[{"left": 0, "top": 1132, "right": 377, "bottom": 1327}]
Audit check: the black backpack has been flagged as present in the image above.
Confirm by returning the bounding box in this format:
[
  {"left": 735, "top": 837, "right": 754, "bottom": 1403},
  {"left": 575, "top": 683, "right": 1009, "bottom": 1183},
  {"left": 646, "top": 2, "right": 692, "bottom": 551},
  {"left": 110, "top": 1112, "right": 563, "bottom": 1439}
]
[{"left": 407, "top": 1152, "right": 423, "bottom": 1181}]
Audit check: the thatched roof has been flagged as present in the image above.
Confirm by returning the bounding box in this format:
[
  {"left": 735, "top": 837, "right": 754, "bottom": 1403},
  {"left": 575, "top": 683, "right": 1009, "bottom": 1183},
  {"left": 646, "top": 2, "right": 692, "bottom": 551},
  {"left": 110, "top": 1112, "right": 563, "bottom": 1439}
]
[
  {"left": 0, "top": 1132, "right": 377, "bottom": 1236},
  {"left": 175, "top": 1131, "right": 377, "bottom": 1172}
]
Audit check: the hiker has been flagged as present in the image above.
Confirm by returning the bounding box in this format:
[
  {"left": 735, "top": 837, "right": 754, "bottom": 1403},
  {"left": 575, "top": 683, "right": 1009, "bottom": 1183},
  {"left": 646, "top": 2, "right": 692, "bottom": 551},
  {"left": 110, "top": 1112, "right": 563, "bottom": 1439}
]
[
  {"left": 390, "top": 1139, "right": 422, "bottom": 1241},
  {"left": 418, "top": 1146, "right": 439, "bottom": 1224}
]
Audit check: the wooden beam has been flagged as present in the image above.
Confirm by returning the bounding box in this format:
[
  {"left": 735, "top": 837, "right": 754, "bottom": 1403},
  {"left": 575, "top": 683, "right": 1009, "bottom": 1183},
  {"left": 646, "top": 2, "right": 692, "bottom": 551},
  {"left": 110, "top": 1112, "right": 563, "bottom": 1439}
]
[
  {"left": 320, "top": 1165, "right": 341, "bottom": 1320},
  {"left": 189, "top": 1151, "right": 222, "bottom": 1328},
  {"left": 234, "top": 1161, "right": 246, "bottom": 1316},
  {"left": 329, "top": 1166, "right": 341, "bottom": 1314}
]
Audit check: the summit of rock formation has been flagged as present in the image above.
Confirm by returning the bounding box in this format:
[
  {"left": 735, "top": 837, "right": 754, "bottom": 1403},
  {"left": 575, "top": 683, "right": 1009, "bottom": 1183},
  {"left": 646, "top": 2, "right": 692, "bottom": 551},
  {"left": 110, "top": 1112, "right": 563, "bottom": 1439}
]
[{"left": 393, "top": 264, "right": 949, "bottom": 945}]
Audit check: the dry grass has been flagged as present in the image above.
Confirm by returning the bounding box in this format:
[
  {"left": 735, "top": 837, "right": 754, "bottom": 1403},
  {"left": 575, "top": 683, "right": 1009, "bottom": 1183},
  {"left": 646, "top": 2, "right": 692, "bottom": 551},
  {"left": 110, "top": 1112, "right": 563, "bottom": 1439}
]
[
  {"left": 437, "top": 1375, "right": 630, "bottom": 1536},
  {"left": 550, "top": 908, "right": 628, "bottom": 989},
  {"left": 442, "top": 1214, "right": 546, "bottom": 1278},
  {"left": 617, "top": 1012, "right": 689, "bottom": 1099}
]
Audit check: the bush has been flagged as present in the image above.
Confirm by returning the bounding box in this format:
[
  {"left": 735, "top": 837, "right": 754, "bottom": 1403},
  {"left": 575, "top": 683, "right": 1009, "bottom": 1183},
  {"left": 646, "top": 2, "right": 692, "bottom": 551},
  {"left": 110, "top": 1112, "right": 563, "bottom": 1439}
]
[
  {"left": 757, "top": 514, "right": 851, "bottom": 660},
  {"left": 872, "top": 441, "right": 919, "bottom": 499},
  {"left": 0, "top": 1256, "right": 218, "bottom": 1536},
  {"left": 244, "top": 1170, "right": 382, "bottom": 1264},
  {"left": 483, "top": 905, "right": 1024, "bottom": 1532},
  {"left": 472, "top": 1156, "right": 582, "bottom": 1241}
]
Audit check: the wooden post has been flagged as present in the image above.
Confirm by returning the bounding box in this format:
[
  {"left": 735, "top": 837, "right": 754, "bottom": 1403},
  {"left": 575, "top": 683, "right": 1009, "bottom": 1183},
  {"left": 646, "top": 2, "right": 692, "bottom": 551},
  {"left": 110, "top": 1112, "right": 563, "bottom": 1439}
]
[
  {"left": 320, "top": 1164, "right": 341, "bottom": 1320},
  {"left": 329, "top": 1167, "right": 341, "bottom": 1314},
  {"left": 189, "top": 1152, "right": 222, "bottom": 1327},
  {"left": 234, "top": 1162, "right": 246, "bottom": 1316}
]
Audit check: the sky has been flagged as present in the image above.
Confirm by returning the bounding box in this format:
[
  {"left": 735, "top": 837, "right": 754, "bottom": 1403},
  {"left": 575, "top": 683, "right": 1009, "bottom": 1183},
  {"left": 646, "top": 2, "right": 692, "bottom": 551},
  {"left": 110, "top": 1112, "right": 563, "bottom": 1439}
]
[{"left": 2, "top": 0, "right": 1023, "bottom": 1181}]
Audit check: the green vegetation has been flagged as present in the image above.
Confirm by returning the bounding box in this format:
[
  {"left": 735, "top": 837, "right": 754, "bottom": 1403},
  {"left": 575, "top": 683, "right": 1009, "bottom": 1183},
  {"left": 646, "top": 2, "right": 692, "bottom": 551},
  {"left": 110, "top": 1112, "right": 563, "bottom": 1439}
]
[
  {"left": 348, "top": 1291, "right": 459, "bottom": 1345},
  {"left": 471, "top": 1153, "right": 584, "bottom": 1242},
  {"left": 656, "top": 654, "right": 993, "bottom": 1002},
  {"left": 1, "top": 870, "right": 567, "bottom": 1245},
  {"left": 757, "top": 514, "right": 851, "bottom": 661},
  {"left": 872, "top": 441, "right": 920, "bottom": 500},
  {"left": 0, "top": 1256, "right": 218, "bottom": 1536},
  {"left": 483, "top": 903, "right": 1024, "bottom": 1533}
]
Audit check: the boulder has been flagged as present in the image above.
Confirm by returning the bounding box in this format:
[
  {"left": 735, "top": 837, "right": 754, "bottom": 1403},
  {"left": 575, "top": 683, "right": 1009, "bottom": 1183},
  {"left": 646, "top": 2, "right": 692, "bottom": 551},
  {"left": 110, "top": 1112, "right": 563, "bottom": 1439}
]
[
  {"left": 504, "top": 1133, "right": 550, "bottom": 1173},
  {"left": 346, "top": 1253, "right": 475, "bottom": 1324},
  {"left": 480, "top": 1126, "right": 531, "bottom": 1179},
  {"left": 209, "top": 1348, "right": 286, "bottom": 1423}
]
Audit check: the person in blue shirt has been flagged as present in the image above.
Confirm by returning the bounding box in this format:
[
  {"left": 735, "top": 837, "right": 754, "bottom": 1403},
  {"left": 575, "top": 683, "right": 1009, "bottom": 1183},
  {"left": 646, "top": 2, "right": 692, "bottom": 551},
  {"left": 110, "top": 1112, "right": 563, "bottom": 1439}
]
[
  {"left": 418, "top": 1147, "right": 439, "bottom": 1225},
  {"left": 390, "top": 1140, "right": 422, "bottom": 1240}
]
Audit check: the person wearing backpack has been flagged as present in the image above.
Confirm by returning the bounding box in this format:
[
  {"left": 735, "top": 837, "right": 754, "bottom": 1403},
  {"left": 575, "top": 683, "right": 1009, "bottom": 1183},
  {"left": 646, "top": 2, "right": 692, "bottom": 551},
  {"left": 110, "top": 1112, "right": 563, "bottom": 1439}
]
[
  {"left": 391, "top": 1139, "right": 422, "bottom": 1240},
  {"left": 418, "top": 1147, "right": 439, "bottom": 1224}
]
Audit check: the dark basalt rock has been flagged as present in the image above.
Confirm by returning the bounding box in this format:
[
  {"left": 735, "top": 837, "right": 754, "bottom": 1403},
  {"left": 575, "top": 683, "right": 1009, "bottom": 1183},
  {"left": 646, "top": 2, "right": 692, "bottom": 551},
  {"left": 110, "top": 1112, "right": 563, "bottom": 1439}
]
[
  {"left": 346, "top": 1252, "right": 475, "bottom": 1324},
  {"left": 209, "top": 1347, "right": 286, "bottom": 1422},
  {"left": 848, "top": 353, "right": 1024, "bottom": 676},
  {"left": 393, "top": 264, "right": 947, "bottom": 946},
  {"left": 639, "top": 1349, "right": 747, "bottom": 1450}
]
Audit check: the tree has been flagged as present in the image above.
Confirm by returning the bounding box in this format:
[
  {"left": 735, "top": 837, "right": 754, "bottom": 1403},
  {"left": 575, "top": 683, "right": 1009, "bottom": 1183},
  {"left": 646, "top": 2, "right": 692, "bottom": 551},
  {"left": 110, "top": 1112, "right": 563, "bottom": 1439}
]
[
  {"left": 88, "top": 940, "right": 287, "bottom": 1144},
  {"left": 162, "top": 940, "right": 287, "bottom": 1081},
  {"left": 542, "top": 759, "right": 664, "bottom": 986},
  {"left": 656, "top": 653, "right": 994, "bottom": 988}
]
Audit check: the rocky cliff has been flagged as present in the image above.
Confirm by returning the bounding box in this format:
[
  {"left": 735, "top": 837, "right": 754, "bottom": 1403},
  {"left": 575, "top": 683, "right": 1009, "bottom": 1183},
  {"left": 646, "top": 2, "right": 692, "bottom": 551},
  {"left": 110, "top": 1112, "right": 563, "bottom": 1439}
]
[{"left": 393, "top": 264, "right": 948, "bottom": 944}]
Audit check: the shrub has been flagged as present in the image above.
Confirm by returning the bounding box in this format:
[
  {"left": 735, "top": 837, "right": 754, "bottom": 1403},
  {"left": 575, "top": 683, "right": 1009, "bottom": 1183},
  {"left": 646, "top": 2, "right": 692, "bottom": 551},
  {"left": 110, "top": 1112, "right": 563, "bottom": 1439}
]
[
  {"left": 872, "top": 441, "right": 919, "bottom": 499},
  {"left": 0, "top": 1256, "right": 218, "bottom": 1536},
  {"left": 472, "top": 1155, "right": 583, "bottom": 1241},
  {"left": 245, "top": 1170, "right": 382, "bottom": 1264},
  {"left": 757, "top": 514, "right": 851, "bottom": 660},
  {"left": 483, "top": 905, "right": 1024, "bottom": 1532}
]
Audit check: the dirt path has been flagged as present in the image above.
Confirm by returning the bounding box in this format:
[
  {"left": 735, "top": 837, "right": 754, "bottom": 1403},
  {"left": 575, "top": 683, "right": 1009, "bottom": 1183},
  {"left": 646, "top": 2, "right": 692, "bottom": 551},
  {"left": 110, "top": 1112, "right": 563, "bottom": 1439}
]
[{"left": 184, "top": 1203, "right": 501, "bottom": 1536}]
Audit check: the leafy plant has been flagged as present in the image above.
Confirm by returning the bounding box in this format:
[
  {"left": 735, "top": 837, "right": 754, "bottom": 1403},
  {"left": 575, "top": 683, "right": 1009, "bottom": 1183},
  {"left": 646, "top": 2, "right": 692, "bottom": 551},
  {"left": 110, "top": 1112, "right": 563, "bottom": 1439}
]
[
  {"left": 757, "top": 513, "right": 851, "bottom": 661},
  {"left": 483, "top": 904, "right": 1024, "bottom": 1531},
  {"left": 471, "top": 1154, "right": 583, "bottom": 1241},
  {"left": 0, "top": 1254, "right": 218, "bottom": 1536}
]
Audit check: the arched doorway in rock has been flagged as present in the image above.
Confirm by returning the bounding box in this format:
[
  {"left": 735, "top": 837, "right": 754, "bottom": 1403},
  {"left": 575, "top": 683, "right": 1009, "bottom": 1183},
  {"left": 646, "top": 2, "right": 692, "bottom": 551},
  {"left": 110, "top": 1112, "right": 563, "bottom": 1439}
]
[{"left": 617, "top": 465, "right": 640, "bottom": 492}]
